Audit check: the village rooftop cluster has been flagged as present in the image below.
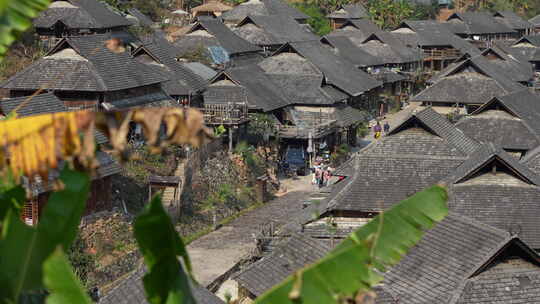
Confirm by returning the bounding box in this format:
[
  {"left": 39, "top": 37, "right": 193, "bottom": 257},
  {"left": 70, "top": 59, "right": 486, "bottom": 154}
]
[{"left": 3, "top": 0, "right": 540, "bottom": 303}]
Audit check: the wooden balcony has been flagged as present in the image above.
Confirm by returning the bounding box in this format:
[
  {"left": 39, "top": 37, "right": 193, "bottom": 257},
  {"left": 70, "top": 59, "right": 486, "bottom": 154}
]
[
  {"left": 197, "top": 103, "right": 249, "bottom": 126},
  {"left": 278, "top": 120, "right": 338, "bottom": 139},
  {"left": 423, "top": 48, "right": 462, "bottom": 61}
]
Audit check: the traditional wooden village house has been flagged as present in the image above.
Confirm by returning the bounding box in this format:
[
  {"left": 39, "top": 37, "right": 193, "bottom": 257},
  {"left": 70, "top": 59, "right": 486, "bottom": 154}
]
[
  {"left": 443, "top": 12, "right": 517, "bottom": 47},
  {"left": 441, "top": 144, "right": 540, "bottom": 250},
  {"left": 173, "top": 19, "right": 262, "bottom": 66},
  {"left": 493, "top": 11, "right": 535, "bottom": 37},
  {"left": 455, "top": 90, "right": 540, "bottom": 157},
  {"left": 412, "top": 56, "right": 525, "bottom": 113},
  {"left": 132, "top": 33, "right": 208, "bottom": 104},
  {"left": 98, "top": 264, "right": 224, "bottom": 304},
  {"left": 478, "top": 45, "right": 534, "bottom": 84},
  {"left": 190, "top": 1, "right": 232, "bottom": 19},
  {"left": 376, "top": 213, "right": 540, "bottom": 303},
  {"left": 326, "top": 3, "right": 369, "bottom": 30},
  {"left": 33, "top": 0, "right": 131, "bottom": 48},
  {"left": 390, "top": 20, "right": 480, "bottom": 71},
  {"left": 506, "top": 35, "right": 540, "bottom": 75},
  {"left": 0, "top": 34, "right": 172, "bottom": 110},
  {"left": 327, "top": 19, "right": 381, "bottom": 44},
  {"left": 232, "top": 213, "right": 540, "bottom": 303},
  {"left": 531, "top": 15, "right": 540, "bottom": 33},
  {"left": 320, "top": 36, "right": 406, "bottom": 111},
  {"left": 232, "top": 15, "right": 317, "bottom": 52},
  {"left": 220, "top": 0, "right": 308, "bottom": 25}
]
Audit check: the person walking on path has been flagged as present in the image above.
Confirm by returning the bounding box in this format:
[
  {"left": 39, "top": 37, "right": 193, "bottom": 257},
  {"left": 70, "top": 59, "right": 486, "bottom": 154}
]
[
  {"left": 373, "top": 121, "right": 382, "bottom": 139},
  {"left": 384, "top": 121, "right": 390, "bottom": 134}
]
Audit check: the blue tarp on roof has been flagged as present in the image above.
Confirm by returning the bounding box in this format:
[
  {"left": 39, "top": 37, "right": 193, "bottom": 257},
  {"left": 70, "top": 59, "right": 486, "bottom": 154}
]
[{"left": 208, "top": 46, "right": 230, "bottom": 64}]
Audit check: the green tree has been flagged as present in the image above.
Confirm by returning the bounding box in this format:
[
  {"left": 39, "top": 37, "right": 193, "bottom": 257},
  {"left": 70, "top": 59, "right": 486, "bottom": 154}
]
[
  {"left": 293, "top": 2, "right": 332, "bottom": 36},
  {"left": 366, "top": 0, "right": 415, "bottom": 30}
]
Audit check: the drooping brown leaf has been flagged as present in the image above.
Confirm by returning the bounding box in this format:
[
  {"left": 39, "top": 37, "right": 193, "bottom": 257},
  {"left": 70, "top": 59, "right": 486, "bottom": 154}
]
[{"left": 0, "top": 108, "right": 212, "bottom": 182}]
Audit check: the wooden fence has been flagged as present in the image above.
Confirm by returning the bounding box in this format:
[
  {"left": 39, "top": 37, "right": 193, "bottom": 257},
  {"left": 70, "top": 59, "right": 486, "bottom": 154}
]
[{"left": 196, "top": 103, "right": 249, "bottom": 126}]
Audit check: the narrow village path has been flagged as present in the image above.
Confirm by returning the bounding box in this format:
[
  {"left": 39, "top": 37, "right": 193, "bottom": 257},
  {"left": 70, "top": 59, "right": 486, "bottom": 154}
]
[{"left": 187, "top": 175, "right": 316, "bottom": 287}]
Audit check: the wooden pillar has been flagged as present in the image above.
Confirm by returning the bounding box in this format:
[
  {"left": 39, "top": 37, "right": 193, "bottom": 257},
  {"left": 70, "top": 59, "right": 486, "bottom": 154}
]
[{"left": 228, "top": 127, "right": 233, "bottom": 152}]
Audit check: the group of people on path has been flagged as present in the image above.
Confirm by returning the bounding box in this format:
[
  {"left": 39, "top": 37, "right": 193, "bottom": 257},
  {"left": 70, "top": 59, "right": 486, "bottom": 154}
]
[
  {"left": 373, "top": 121, "right": 390, "bottom": 139},
  {"left": 313, "top": 159, "right": 332, "bottom": 188}
]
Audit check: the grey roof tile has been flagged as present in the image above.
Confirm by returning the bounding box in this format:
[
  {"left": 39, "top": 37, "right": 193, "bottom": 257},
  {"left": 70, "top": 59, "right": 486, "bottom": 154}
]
[
  {"left": 0, "top": 93, "right": 66, "bottom": 117},
  {"left": 233, "top": 15, "right": 317, "bottom": 46},
  {"left": 234, "top": 234, "right": 332, "bottom": 296},
  {"left": 99, "top": 264, "right": 224, "bottom": 304},
  {"left": 493, "top": 11, "right": 533, "bottom": 31},
  {"left": 1, "top": 34, "right": 167, "bottom": 92},
  {"left": 444, "top": 12, "right": 516, "bottom": 35},
  {"left": 34, "top": 0, "right": 131, "bottom": 30},
  {"left": 221, "top": 0, "right": 308, "bottom": 23},
  {"left": 326, "top": 3, "right": 369, "bottom": 20}
]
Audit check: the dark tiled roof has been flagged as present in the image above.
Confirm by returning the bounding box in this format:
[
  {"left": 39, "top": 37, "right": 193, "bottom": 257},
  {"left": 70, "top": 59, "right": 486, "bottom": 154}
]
[
  {"left": 221, "top": 0, "right": 308, "bottom": 22},
  {"left": 391, "top": 107, "right": 481, "bottom": 155},
  {"left": 220, "top": 65, "right": 289, "bottom": 111},
  {"left": 0, "top": 93, "right": 66, "bottom": 117},
  {"left": 444, "top": 12, "right": 516, "bottom": 35},
  {"left": 135, "top": 34, "right": 208, "bottom": 94},
  {"left": 327, "top": 19, "right": 381, "bottom": 45},
  {"left": 34, "top": 0, "right": 131, "bottom": 30},
  {"left": 454, "top": 262, "right": 540, "bottom": 304},
  {"left": 1, "top": 34, "right": 167, "bottom": 92},
  {"left": 393, "top": 20, "right": 480, "bottom": 55},
  {"left": 181, "top": 20, "right": 261, "bottom": 56},
  {"left": 234, "top": 234, "right": 332, "bottom": 296},
  {"left": 530, "top": 15, "right": 540, "bottom": 26},
  {"left": 278, "top": 41, "right": 382, "bottom": 96},
  {"left": 234, "top": 15, "right": 317, "bottom": 46},
  {"left": 414, "top": 56, "right": 524, "bottom": 105},
  {"left": 99, "top": 264, "right": 224, "bottom": 304},
  {"left": 267, "top": 74, "right": 338, "bottom": 105},
  {"left": 321, "top": 36, "right": 385, "bottom": 67},
  {"left": 382, "top": 213, "right": 512, "bottom": 303},
  {"left": 515, "top": 35, "right": 540, "bottom": 47},
  {"left": 456, "top": 90, "right": 540, "bottom": 151},
  {"left": 479, "top": 46, "right": 534, "bottom": 82},
  {"left": 326, "top": 3, "right": 368, "bottom": 20},
  {"left": 493, "top": 11, "right": 533, "bottom": 31}
]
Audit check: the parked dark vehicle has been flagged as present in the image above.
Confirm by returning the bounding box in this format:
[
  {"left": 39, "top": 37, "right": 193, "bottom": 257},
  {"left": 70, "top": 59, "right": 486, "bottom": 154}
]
[{"left": 283, "top": 145, "right": 308, "bottom": 176}]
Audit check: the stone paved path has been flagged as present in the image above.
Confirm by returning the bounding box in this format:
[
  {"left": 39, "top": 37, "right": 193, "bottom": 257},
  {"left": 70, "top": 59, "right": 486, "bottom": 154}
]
[{"left": 187, "top": 175, "right": 316, "bottom": 286}]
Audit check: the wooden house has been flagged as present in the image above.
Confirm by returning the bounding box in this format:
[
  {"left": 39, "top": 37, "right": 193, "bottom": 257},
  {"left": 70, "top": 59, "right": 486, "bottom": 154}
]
[
  {"left": 302, "top": 108, "right": 478, "bottom": 232},
  {"left": 327, "top": 19, "right": 381, "bottom": 44},
  {"left": 132, "top": 33, "right": 208, "bottom": 103},
  {"left": 320, "top": 36, "right": 406, "bottom": 109},
  {"left": 456, "top": 91, "right": 540, "bottom": 158},
  {"left": 126, "top": 8, "right": 155, "bottom": 28},
  {"left": 413, "top": 56, "right": 525, "bottom": 113},
  {"left": 220, "top": 0, "right": 308, "bottom": 25},
  {"left": 443, "top": 12, "right": 517, "bottom": 47},
  {"left": 233, "top": 213, "right": 540, "bottom": 303},
  {"left": 530, "top": 15, "right": 540, "bottom": 33},
  {"left": 173, "top": 19, "right": 262, "bottom": 66},
  {"left": 326, "top": 3, "right": 369, "bottom": 30},
  {"left": 232, "top": 15, "right": 317, "bottom": 52},
  {"left": 0, "top": 34, "right": 172, "bottom": 111},
  {"left": 33, "top": 0, "right": 131, "bottom": 48},
  {"left": 493, "top": 11, "right": 534, "bottom": 37},
  {"left": 262, "top": 41, "right": 381, "bottom": 117},
  {"left": 390, "top": 20, "right": 480, "bottom": 71},
  {"left": 507, "top": 35, "right": 540, "bottom": 72}
]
